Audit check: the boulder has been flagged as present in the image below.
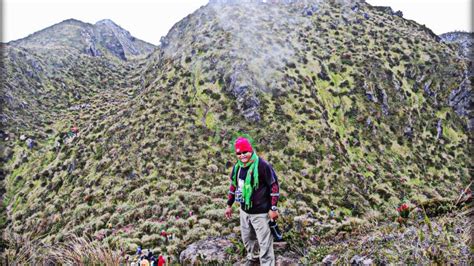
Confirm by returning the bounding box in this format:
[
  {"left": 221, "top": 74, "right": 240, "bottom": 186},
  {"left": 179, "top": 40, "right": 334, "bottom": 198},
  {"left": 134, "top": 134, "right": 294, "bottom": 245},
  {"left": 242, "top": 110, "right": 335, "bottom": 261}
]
[
  {"left": 350, "top": 255, "right": 373, "bottom": 265},
  {"left": 179, "top": 236, "right": 233, "bottom": 264},
  {"left": 322, "top": 254, "right": 338, "bottom": 265},
  {"left": 362, "top": 258, "right": 373, "bottom": 265},
  {"left": 448, "top": 78, "right": 472, "bottom": 124},
  {"left": 26, "top": 138, "right": 35, "bottom": 149},
  {"left": 207, "top": 164, "right": 219, "bottom": 173},
  {"left": 276, "top": 254, "right": 300, "bottom": 265}
]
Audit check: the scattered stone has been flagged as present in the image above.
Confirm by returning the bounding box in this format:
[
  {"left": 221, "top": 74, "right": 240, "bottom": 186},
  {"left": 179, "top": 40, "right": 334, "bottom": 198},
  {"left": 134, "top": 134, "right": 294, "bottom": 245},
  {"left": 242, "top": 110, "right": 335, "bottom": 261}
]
[
  {"left": 21, "top": 153, "right": 28, "bottom": 163},
  {"left": 68, "top": 103, "right": 92, "bottom": 111},
  {"left": 318, "top": 69, "right": 330, "bottom": 81},
  {"left": 26, "top": 138, "right": 35, "bottom": 149},
  {"left": 380, "top": 89, "right": 389, "bottom": 115},
  {"left": 20, "top": 135, "right": 27, "bottom": 141},
  {"left": 300, "top": 169, "right": 309, "bottom": 177},
  {"left": 207, "top": 164, "right": 219, "bottom": 173},
  {"left": 436, "top": 119, "right": 443, "bottom": 139},
  {"left": 350, "top": 255, "right": 365, "bottom": 265},
  {"left": 67, "top": 159, "right": 76, "bottom": 173},
  {"left": 393, "top": 10, "right": 403, "bottom": 17},
  {"left": 403, "top": 126, "right": 413, "bottom": 139},
  {"left": 366, "top": 117, "right": 372, "bottom": 127},
  {"left": 276, "top": 255, "right": 299, "bottom": 265},
  {"left": 362, "top": 258, "right": 373, "bottom": 265},
  {"left": 365, "top": 92, "right": 376, "bottom": 103},
  {"left": 423, "top": 80, "right": 435, "bottom": 97},
  {"left": 322, "top": 254, "right": 338, "bottom": 265}
]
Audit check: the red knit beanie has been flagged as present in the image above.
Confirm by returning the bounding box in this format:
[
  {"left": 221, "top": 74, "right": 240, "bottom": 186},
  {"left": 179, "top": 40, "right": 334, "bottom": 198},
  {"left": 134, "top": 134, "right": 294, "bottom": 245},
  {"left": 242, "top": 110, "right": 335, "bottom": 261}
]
[{"left": 234, "top": 137, "right": 253, "bottom": 153}]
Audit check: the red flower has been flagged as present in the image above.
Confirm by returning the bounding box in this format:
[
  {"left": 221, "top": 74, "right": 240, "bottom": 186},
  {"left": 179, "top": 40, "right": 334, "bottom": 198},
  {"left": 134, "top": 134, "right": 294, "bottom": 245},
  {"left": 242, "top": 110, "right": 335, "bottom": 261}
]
[{"left": 397, "top": 203, "right": 410, "bottom": 218}]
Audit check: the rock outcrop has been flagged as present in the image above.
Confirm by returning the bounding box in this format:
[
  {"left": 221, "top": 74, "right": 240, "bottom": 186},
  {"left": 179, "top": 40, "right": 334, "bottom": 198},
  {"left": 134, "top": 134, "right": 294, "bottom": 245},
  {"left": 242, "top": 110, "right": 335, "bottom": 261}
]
[{"left": 441, "top": 31, "right": 473, "bottom": 129}]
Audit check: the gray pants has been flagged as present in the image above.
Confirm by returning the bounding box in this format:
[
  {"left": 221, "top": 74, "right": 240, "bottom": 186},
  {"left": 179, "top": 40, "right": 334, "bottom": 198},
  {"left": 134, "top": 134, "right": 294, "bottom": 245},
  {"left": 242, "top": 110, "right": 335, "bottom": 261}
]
[{"left": 240, "top": 210, "right": 275, "bottom": 266}]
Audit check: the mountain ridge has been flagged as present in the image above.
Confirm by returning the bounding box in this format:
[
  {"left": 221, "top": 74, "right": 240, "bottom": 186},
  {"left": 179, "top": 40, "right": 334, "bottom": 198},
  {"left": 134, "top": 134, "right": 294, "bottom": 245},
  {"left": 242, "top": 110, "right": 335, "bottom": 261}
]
[
  {"left": 1, "top": 1, "right": 471, "bottom": 264},
  {"left": 9, "top": 18, "right": 156, "bottom": 60}
]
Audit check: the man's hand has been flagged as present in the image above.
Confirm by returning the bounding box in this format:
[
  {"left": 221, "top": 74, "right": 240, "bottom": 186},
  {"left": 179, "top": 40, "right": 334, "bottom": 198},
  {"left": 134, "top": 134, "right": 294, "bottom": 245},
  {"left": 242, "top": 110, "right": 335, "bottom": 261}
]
[
  {"left": 225, "top": 206, "right": 233, "bottom": 219},
  {"left": 269, "top": 210, "right": 279, "bottom": 220}
]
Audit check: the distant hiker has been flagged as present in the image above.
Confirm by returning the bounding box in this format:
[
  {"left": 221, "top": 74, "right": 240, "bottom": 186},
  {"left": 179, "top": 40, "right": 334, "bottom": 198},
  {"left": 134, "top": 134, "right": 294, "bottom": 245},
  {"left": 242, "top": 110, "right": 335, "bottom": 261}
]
[
  {"left": 137, "top": 246, "right": 142, "bottom": 255},
  {"left": 225, "top": 137, "right": 280, "bottom": 266},
  {"left": 71, "top": 125, "right": 79, "bottom": 135},
  {"left": 65, "top": 125, "right": 79, "bottom": 142},
  {"left": 54, "top": 139, "right": 61, "bottom": 152},
  {"left": 140, "top": 258, "right": 150, "bottom": 266},
  {"left": 158, "top": 255, "right": 166, "bottom": 266},
  {"left": 145, "top": 250, "right": 157, "bottom": 265},
  {"left": 160, "top": 230, "right": 169, "bottom": 242}
]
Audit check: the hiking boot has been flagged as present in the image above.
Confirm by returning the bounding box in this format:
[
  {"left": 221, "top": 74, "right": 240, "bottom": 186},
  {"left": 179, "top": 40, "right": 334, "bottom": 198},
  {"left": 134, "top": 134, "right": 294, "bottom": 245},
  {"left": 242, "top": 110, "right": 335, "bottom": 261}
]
[{"left": 245, "top": 258, "right": 260, "bottom": 266}]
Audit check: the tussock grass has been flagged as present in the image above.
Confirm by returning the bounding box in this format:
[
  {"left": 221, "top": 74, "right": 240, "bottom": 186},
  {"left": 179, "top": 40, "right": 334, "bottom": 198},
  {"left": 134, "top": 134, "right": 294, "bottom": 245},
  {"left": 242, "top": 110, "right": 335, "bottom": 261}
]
[{"left": 2, "top": 231, "right": 124, "bottom": 265}]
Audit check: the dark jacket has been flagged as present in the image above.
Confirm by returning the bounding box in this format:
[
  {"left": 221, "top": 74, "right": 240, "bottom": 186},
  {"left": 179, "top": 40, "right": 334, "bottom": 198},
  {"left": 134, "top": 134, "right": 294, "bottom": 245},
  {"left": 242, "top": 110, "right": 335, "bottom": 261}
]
[{"left": 227, "top": 157, "right": 280, "bottom": 214}]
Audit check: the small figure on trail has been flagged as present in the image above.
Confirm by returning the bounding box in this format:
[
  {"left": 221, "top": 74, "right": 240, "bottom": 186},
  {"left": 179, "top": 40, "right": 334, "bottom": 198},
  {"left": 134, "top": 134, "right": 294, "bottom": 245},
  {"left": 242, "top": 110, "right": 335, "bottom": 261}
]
[
  {"left": 160, "top": 230, "right": 169, "bottom": 242},
  {"left": 158, "top": 255, "right": 166, "bottom": 266},
  {"left": 66, "top": 124, "right": 79, "bottom": 142},
  {"left": 224, "top": 137, "right": 280, "bottom": 266},
  {"left": 136, "top": 246, "right": 143, "bottom": 255},
  {"left": 54, "top": 139, "right": 61, "bottom": 152},
  {"left": 145, "top": 250, "right": 157, "bottom": 265},
  {"left": 71, "top": 125, "right": 79, "bottom": 135},
  {"left": 139, "top": 258, "right": 149, "bottom": 266}
]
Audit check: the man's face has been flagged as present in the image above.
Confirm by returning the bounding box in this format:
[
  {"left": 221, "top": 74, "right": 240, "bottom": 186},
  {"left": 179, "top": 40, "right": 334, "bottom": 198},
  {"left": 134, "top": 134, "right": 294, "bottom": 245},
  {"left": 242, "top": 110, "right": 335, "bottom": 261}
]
[{"left": 236, "top": 151, "right": 252, "bottom": 164}]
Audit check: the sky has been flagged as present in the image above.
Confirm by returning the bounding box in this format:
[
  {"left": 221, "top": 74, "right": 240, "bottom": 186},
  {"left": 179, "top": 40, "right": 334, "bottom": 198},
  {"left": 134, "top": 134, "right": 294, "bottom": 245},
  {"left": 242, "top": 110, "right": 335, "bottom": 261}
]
[{"left": 2, "top": 0, "right": 472, "bottom": 45}]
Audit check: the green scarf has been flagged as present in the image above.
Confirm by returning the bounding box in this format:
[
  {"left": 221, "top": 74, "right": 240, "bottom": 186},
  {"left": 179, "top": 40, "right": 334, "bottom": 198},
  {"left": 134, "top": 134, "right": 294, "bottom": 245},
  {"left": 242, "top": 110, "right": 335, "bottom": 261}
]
[{"left": 232, "top": 152, "right": 259, "bottom": 210}]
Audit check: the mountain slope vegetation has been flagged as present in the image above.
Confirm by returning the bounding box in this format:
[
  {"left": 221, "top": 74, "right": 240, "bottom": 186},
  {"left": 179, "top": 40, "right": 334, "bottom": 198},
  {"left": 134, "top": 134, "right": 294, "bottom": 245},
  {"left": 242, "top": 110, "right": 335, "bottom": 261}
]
[{"left": 1, "top": 0, "right": 471, "bottom": 263}]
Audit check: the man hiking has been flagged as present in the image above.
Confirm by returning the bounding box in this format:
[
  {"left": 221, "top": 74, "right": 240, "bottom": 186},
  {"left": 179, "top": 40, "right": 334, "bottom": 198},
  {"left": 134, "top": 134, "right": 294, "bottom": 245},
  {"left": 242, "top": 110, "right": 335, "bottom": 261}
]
[{"left": 225, "top": 137, "right": 280, "bottom": 266}]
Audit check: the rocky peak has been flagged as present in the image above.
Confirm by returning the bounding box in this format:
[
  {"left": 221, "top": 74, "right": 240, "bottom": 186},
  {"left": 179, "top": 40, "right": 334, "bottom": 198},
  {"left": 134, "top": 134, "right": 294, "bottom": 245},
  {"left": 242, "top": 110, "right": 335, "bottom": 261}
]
[
  {"left": 371, "top": 6, "right": 403, "bottom": 17},
  {"left": 94, "top": 19, "right": 156, "bottom": 60},
  {"left": 9, "top": 19, "right": 94, "bottom": 50},
  {"left": 95, "top": 19, "right": 121, "bottom": 28},
  {"left": 9, "top": 18, "right": 155, "bottom": 60}
]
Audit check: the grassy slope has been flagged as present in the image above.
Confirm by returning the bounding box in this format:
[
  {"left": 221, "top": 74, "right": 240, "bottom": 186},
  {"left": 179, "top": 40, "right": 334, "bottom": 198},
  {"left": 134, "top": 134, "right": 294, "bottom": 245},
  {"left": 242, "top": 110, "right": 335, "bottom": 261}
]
[{"left": 1, "top": 1, "right": 471, "bottom": 264}]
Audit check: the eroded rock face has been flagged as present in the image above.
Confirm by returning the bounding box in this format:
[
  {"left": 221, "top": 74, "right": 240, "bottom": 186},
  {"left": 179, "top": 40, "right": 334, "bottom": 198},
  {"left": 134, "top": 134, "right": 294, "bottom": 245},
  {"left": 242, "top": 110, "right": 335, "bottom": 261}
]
[
  {"left": 440, "top": 31, "right": 474, "bottom": 60},
  {"left": 449, "top": 78, "right": 471, "bottom": 118},
  {"left": 94, "top": 19, "right": 157, "bottom": 60},
  {"left": 226, "top": 65, "right": 262, "bottom": 122},
  {"left": 441, "top": 32, "right": 473, "bottom": 130}
]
